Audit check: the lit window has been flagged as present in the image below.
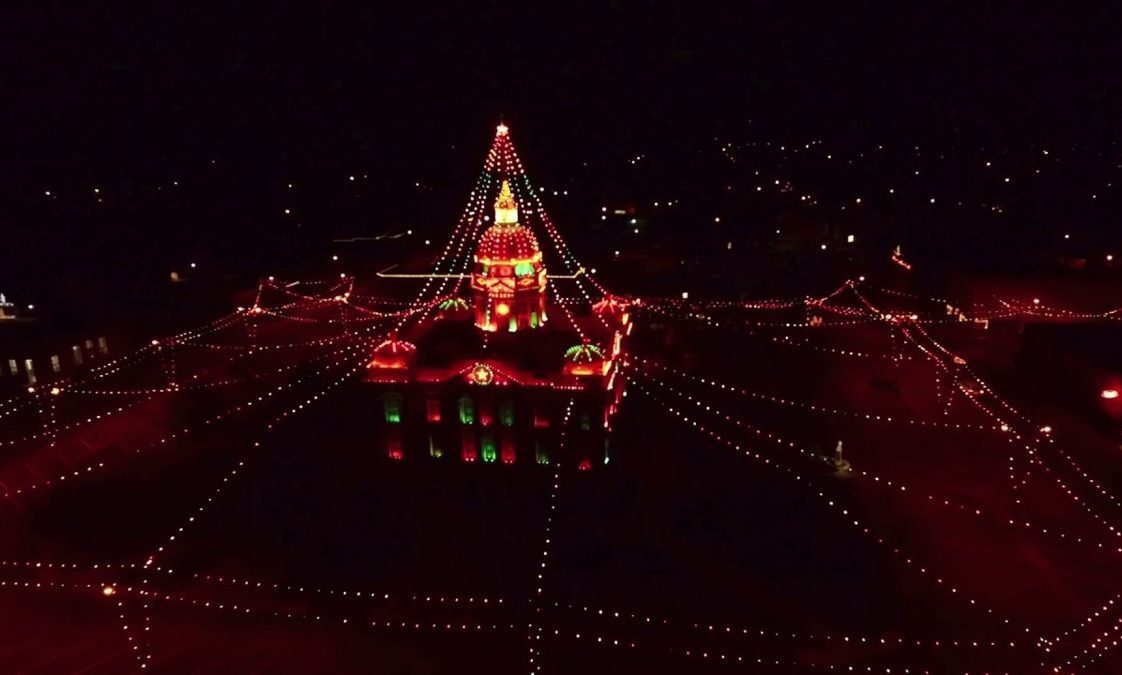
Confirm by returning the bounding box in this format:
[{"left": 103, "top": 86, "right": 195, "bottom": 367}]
[
  {"left": 478, "top": 398, "right": 494, "bottom": 426},
  {"left": 426, "top": 398, "right": 442, "bottom": 423},
  {"left": 500, "top": 432, "right": 516, "bottom": 464},
  {"left": 7, "top": 359, "right": 17, "bottom": 376},
  {"left": 514, "top": 262, "right": 534, "bottom": 276},
  {"left": 533, "top": 407, "right": 550, "bottom": 428},
  {"left": 428, "top": 435, "right": 443, "bottom": 459},
  {"left": 579, "top": 413, "right": 592, "bottom": 431},
  {"left": 84, "top": 339, "right": 93, "bottom": 350},
  {"left": 71, "top": 345, "right": 83, "bottom": 365},
  {"left": 461, "top": 429, "right": 478, "bottom": 462},
  {"left": 386, "top": 431, "right": 403, "bottom": 460},
  {"left": 481, "top": 433, "right": 497, "bottom": 463},
  {"left": 499, "top": 400, "right": 514, "bottom": 427},
  {"left": 97, "top": 336, "right": 108, "bottom": 355},
  {"left": 535, "top": 441, "right": 550, "bottom": 465},
  {"left": 50, "top": 355, "right": 61, "bottom": 373},
  {"left": 458, "top": 396, "right": 475, "bottom": 425},
  {"left": 382, "top": 393, "right": 403, "bottom": 423},
  {"left": 24, "top": 359, "right": 35, "bottom": 385}
]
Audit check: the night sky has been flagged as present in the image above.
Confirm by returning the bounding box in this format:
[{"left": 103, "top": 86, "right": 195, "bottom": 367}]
[{"left": 3, "top": 4, "right": 1122, "bottom": 319}]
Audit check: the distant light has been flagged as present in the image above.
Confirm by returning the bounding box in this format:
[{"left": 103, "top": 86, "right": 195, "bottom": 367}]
[
  {"left": 589, "top": 268, "right": 597, "bottom": 274},
  {"left": 601, "top": 206, "right": 607, "bottom": 212},
  {"left": 714, "top": 217, "right": 721, "bottom": 223},
  {"left": 496, "top": 123, "right": 509, "bottom": 136},
  {"left": 1032, "top": 298, "right": 1040, "bottom": 304},
  {"left": 151, "top": 339, "right": 160, "bottom": 346},
  {"left": 858, "top": 276, "right": 866, "bottom": 282},
  {"left": 681, "top": 292, "right": 689, "bottom": 300},
  {"left": 332, "top": 255, "right": 339, "bottom": 261},
  {"left": 1003, "top": 177, "right": 1011, "bottom": 183},
  {"left": 349, "top": 175, "right": 355, "bottom": 181},
  {"left": 284, "top": 208, "right": 291, "bottom": 214},
  {"left": 190, "top": 262, "right": 197, "bottom": 269},
  {"left": 820, "top": 243, "right": 827, "bottom": 250},
  {"left": 1041, "top": 425, "right": 1052, "bottom": 434},
  {"left": 44, "top": 190, "right": 51, "bottom": 196},
  {"left": 1108, "top": 254, "right": 1115, "bottom": 262},
  {"left": 407, "top": 230, "right": 413, "bottom": 235},
  {"left": 929, "top": 197, "right": 935, "bottom": 204},
  {"left": 1064, "top": 234, "right": 1070, "bottom": 240},
  {"left": 854, "top": 197, "right": 861, "bottom": 204},
  {"left": 49, "top": 387, "right": 61, "bottom": 396},
  {"left": 847, "top": 234, "right": 855, "bottom": 243},
  {"left": 26, "top": 304, "right": 34, "bottom": 310},
  {"left": 1102, "top": 389, "right": 1120, "bottom": 400},
  {"left": 629, "top": 218, "right": 637, "bottom": 225},
  {"left": 93, "top": 187, "right": 100, "bottom": 194},
  {"left": 424, "top": 239, "right": 431, "bottom": 246},
  {"left": 1000, "top": 424, "right": 1010, "bottom": 432},
  {"left": 102, "top": 586, "right": 115, "bottom": 597}
]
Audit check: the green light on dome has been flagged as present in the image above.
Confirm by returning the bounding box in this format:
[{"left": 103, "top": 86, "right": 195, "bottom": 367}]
[
  {"left": 514, "top": 262, "right": 534, "bottom": 276},
  {"left": 564, "top": 344, "right": 605, "bottom": 362}
]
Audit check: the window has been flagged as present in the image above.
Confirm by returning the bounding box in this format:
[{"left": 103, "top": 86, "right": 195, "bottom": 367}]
[
  {"left": 71, "top": 345, "right": 83, "bottom": 365},
  {"left": 382, "top": 393, "right": 403, "bottom": 423},
  {"left": 499, "top": 400, "right": 514, "bottom": 427},
  {"left": 24, "top": 359, "right": 35, "bottom": 385},
  {"left": 530, "top": 311, "right": 539, "bottom": 328},
  {"left": 514, "top": 262, "right": 534, "bottom": 276},
  {"left": 535, "top": 441, "right": 550, "bottom": 465},
  {"left": 477, "top": 398, "right": 494, "bottom": 426},
  {"left": 97, "top": 336, "right": 108, "bottom": 355},
  {"left": 481, "top": 433, "right": 497, "bottom": 463},
  {"left": 579, "top": 412, "right": 592, "bottom": 431},
  {"left": 8, "top": 359, "right": 18, "bottom": 376},
  {"left": 386, "top": 431, "right": 403, "bottom": 460},
  {"left": 500, "top": 432, "right": 516, "bottom": 464},
  {"left": 533, "top": 407, "right": 550, "bottom": 428},
  {"left": 458, "top": 396, "right": 474, "bottom": 425},
  {"left": 50, "top": 355, "right": 61, "bottom": 373},
  {"left": 84, "top": 339, "right": 93, "bottom": 350},
  {"left": 460, "top": 429, "right": 477, "bottom": 462},
  {"left": 428, "top": 435, "right": 443, "bottom": 459},
  {"left": 426, "top": 398, "right": 442, "bottom": 423}
]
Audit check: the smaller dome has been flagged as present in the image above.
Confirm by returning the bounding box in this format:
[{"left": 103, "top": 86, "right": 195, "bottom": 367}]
[
  {"left": 477, "top": 224, "right": 541, "bottom": 263},
  {"left": 373, "top": 338, "right": 416, "bottom": 355},
  {"left": 438, "top": 297, "right": 471, "bottom": 312},
  {"left": 369, "top": 335, "right": 417, "bottom": 369},
  {"left": 564, "top": 343, "right": 605, "bottom": 363}
]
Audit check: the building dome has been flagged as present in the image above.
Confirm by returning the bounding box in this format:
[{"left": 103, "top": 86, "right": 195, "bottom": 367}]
[
  {"left": 476, "top": 223, "right": 541, "bottom": 263},
  {"left": 368, "top": 335, "right": 417, "bottom": 369},
  {"left": 471, "top": 179, "right": 548, "bottom": 332}
]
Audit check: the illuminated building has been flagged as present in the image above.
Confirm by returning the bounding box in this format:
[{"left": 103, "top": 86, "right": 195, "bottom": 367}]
[{"left": 364, "top": 123, "right": 629, "bottom": 468}]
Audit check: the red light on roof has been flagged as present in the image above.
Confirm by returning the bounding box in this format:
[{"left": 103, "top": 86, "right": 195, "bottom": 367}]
[{"left": 1102, "top": 389, "right": 1120, "bottom": 400}]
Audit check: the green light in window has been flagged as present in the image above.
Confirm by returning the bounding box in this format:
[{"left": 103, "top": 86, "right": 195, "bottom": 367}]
[
  {"left": 530, "top": 311, "right": 538, "bottom": 328},
  {"left": 481, "top": 434, "right": 497, "bottom": 463},
  {"left": 383, "top": 394, "right": 403, "bottom": 424},
  {"left": 458, "top": 396, "right": 474, "bottom": 425},
  {"left": 499, "top": 401, "right": 514, "bottom": 427},
  {"left": 535, "top": 442, "right": 550, "bottom": 465},
  {"left": 429, "top": 435, "right": 443, "bottom": 459},
  {"left": 514, "top": 262, "right": 534, "bottom": 276},
  {"left": 509, "top": 317, "right": 517, "bottom": 332}
]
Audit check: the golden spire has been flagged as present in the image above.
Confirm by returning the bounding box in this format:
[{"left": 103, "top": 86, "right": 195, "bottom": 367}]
[{"left": 494, "top": 179, "right": 519, "bottom": 224}]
